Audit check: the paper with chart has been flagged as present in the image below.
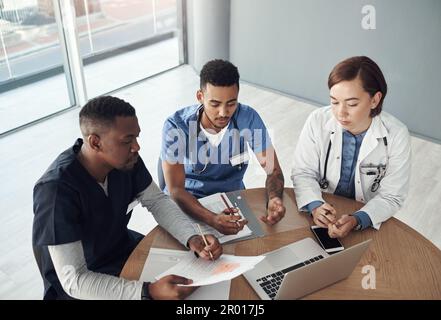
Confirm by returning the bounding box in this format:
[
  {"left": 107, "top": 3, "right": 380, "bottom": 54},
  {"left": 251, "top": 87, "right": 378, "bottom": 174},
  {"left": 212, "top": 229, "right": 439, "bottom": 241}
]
[
  {"left": 139, "top": 248, "right": 230, "bottom": 300},
  {"left": 155, "top": 251, "right": 265, "bottom": 287},
  {"left": 197, "top": 192, "right": 252, "bottom": 244}
]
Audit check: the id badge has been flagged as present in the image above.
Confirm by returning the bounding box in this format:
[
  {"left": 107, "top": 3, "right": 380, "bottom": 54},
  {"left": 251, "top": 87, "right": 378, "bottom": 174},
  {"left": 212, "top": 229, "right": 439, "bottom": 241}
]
[{"left": 230, "top": 152, "right": 250, "bottom": 167}]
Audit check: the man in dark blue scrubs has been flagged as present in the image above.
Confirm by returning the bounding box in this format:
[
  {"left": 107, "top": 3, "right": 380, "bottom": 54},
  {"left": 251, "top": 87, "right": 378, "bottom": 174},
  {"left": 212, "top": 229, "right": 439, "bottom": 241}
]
[{"left": 32, "top": 96, "right": 222, "bottom": 300}]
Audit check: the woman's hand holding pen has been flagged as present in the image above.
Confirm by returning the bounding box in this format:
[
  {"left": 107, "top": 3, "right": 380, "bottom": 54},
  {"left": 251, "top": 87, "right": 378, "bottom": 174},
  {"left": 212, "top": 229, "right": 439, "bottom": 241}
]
[
  {"left": 311, "top": 203, "right": 337, "bottom": 228},
  {"left": 328, "top": 215, "right": 357, "bottom": 238},
  {"left": 188, "top": 234, "right": 223, "bottom": 260},
  {"left": 210, "top": 208, "right": 248, "bottom": 235}
]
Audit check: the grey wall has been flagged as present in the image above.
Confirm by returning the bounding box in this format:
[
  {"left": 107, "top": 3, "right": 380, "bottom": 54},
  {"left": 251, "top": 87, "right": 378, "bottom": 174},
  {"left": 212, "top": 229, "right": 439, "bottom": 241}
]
[
  {"left": 187, "top": 0, "right": 230, "bottom": 72},
  {"left": 230, "top": 0, "right": 441, "bottom": 141}
]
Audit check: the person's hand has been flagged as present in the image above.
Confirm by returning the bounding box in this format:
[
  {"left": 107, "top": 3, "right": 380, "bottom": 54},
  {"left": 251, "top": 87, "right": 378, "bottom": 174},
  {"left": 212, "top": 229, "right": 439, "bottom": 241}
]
[
  {"left": 260, "top": 197, "right": 286, "bottom": 225},
  {"left": 328, "top": 214, "right": 357, "bottom": 238},
  {"left": 210, "top": 208, "right": 248, "bottom": 235},
  {"left": 311, "top": 202, "right": 337, "bottom": 228},
  {"left": 187, "top": 234, "right": 223, "bottom": 260},
  {"left": 148, "top": 275, "right": 197, "bottom": 300}
]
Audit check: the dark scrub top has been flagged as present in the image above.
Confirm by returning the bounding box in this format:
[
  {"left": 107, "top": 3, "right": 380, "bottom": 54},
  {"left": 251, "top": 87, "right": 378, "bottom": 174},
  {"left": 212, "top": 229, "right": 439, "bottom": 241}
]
[{"left": 32, "top": 139, "right": 152, "bottom": 299}]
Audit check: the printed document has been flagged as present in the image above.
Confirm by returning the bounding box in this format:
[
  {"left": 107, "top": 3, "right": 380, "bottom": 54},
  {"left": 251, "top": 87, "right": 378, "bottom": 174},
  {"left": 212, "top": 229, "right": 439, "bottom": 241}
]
[
  {"left": 140, "top": 248, "right": 230, "bottom": 300},
  {"left": 155, "top": 251, "right": 265, "bottom": 286}
]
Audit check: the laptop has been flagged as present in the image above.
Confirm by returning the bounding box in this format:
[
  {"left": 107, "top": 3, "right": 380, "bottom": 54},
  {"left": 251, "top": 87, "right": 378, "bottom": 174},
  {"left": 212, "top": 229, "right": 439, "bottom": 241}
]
[{"left": 243, "top": 237, "right": 372, "bottom": 300}]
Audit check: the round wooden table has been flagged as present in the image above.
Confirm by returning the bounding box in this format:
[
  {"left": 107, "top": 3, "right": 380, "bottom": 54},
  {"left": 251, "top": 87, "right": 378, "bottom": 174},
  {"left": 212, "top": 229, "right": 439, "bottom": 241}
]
[{"left": 120, "top": 188, "right": 441, "bottom": 299}]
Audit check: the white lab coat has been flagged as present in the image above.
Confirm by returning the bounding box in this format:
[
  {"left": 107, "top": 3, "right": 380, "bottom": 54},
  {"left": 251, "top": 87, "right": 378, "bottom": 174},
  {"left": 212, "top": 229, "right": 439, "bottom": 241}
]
[{"left": 291, "top": 106, "right": 411, "bottom": 229}]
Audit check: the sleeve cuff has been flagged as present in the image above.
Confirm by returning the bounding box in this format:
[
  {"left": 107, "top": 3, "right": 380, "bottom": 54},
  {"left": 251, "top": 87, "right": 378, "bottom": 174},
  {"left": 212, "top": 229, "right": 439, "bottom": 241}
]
[
  {"left": 302, "top": 200, "right": 324, "bottom": 215},
  {"left": 354, "top": 211, "right": 373, "bottom": 230},
  {"left": 185, "top": 234, "right": 199, "bottom": 249}
]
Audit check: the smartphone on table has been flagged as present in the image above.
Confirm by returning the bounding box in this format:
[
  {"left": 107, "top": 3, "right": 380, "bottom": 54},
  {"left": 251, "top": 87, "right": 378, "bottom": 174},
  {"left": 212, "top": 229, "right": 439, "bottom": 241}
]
[{"left": 310, "top": 225, "right": 345, "bottom": 254}]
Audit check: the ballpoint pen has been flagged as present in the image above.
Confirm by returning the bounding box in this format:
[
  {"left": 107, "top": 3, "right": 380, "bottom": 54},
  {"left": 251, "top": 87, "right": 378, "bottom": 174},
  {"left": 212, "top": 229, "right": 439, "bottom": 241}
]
[
  {"left": 323, "top": 207, "right": 341, "bottom": 228},
  {"left": 220, "top": 194, "right": 241, "bottom": 227},
  {"left": 196, "top": 223, "right": 214, "bottom": 261},
  {"left": 220, "top": 194, "right": 234, "bottom": 214},
  {"left": 324, "top": 203, "right": 335, "bottom": 216}
]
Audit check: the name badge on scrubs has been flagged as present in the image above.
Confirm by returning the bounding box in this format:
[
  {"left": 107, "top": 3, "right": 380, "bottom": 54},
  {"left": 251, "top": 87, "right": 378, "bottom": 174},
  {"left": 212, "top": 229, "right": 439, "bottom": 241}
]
[
  {"left": 126, "top": 199, "right": 140, "bottom": 214},
  {"left": 230, "top": 152, "right": 250, "bottom": 167}
]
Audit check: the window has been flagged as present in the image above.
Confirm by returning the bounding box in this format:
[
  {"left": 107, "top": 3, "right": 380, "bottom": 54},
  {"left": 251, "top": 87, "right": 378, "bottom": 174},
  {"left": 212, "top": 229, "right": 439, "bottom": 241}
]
[{"left": 0, "top": 0, "right": 185, "bottom": 136}]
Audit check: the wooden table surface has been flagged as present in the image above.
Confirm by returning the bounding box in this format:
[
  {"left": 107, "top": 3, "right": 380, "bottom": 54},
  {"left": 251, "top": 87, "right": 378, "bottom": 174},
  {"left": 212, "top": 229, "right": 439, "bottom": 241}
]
[{"left": 120, "top": 188, "right": 441, "bottom": 299}]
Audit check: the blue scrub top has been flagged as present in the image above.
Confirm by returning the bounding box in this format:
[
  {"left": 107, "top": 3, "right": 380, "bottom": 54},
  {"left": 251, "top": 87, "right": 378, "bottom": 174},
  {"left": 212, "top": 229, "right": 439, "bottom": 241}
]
[
  {"left": 161, "top": 103, "right": 272, "bottom": 198},
  {"left": 32, "top": 139, "right": 152, "bottom": 299}
]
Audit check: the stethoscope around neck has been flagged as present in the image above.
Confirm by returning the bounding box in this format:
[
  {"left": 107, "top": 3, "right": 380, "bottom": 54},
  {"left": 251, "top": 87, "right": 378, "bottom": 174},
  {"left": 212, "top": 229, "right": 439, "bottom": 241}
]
[
  {"left": 319, "top": 132, "right": 389, "bottom": 193},
  {"left": 191, "top": 104, "right": 243, "bottom": 174}
]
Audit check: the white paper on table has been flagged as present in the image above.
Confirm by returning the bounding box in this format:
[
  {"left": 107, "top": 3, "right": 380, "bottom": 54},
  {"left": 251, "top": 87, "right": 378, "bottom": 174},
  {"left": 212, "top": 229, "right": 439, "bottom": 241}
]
[
  {"left": 155, "top": 251, "right": 265, "bottom": 287},
  {"left": 196, "top": 192, "right": 252, "bottom": 244},
  {"left": 139, "top": 248, "right": 230, "bottom": 300}
]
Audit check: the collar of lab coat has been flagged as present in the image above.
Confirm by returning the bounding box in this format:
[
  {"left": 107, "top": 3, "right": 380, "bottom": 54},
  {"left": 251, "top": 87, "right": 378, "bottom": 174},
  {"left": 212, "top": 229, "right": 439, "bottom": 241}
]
[{"left": 324, "top": 114, "right": 389, "bottom": 161}]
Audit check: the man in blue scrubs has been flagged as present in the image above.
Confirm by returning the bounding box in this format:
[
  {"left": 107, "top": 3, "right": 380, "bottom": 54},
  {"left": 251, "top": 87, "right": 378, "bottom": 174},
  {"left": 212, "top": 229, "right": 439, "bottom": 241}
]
[
  {"left": 161, "top": 59, "right": 286, "bottom": 235},
  {"left": 32, "top": 96, "right": 222, "bottom": 300}
]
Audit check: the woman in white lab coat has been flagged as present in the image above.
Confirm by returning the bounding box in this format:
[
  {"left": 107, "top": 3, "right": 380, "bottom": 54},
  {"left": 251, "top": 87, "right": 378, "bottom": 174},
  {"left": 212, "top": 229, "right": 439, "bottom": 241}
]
[{"left": 291, "top": 56, "right": 411, "bottom": 238}]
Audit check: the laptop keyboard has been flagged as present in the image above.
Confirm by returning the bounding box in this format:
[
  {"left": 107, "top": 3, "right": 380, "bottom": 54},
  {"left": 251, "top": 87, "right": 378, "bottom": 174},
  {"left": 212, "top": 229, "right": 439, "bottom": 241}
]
[{"left": 256, "top": 255, "right": 324, "bottom": 299}]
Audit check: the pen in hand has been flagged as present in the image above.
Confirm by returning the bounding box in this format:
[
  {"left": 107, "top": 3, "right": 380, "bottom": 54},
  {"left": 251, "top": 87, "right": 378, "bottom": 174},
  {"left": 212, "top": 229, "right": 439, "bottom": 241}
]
[
  {"left": 234, "top": 202, "right": 240, "bottom": 213},
  {"left": 323, "top": 207, "right": 337, "bottom": 226},
  {"left": 220, "top": 194, "right": 241, "bottom": 227},
  {"left": 220, "top": 194, "right": 235, "bottom": 215},
  {"left": 196, "top": 223, "right": 214, "bottom": 261}
]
